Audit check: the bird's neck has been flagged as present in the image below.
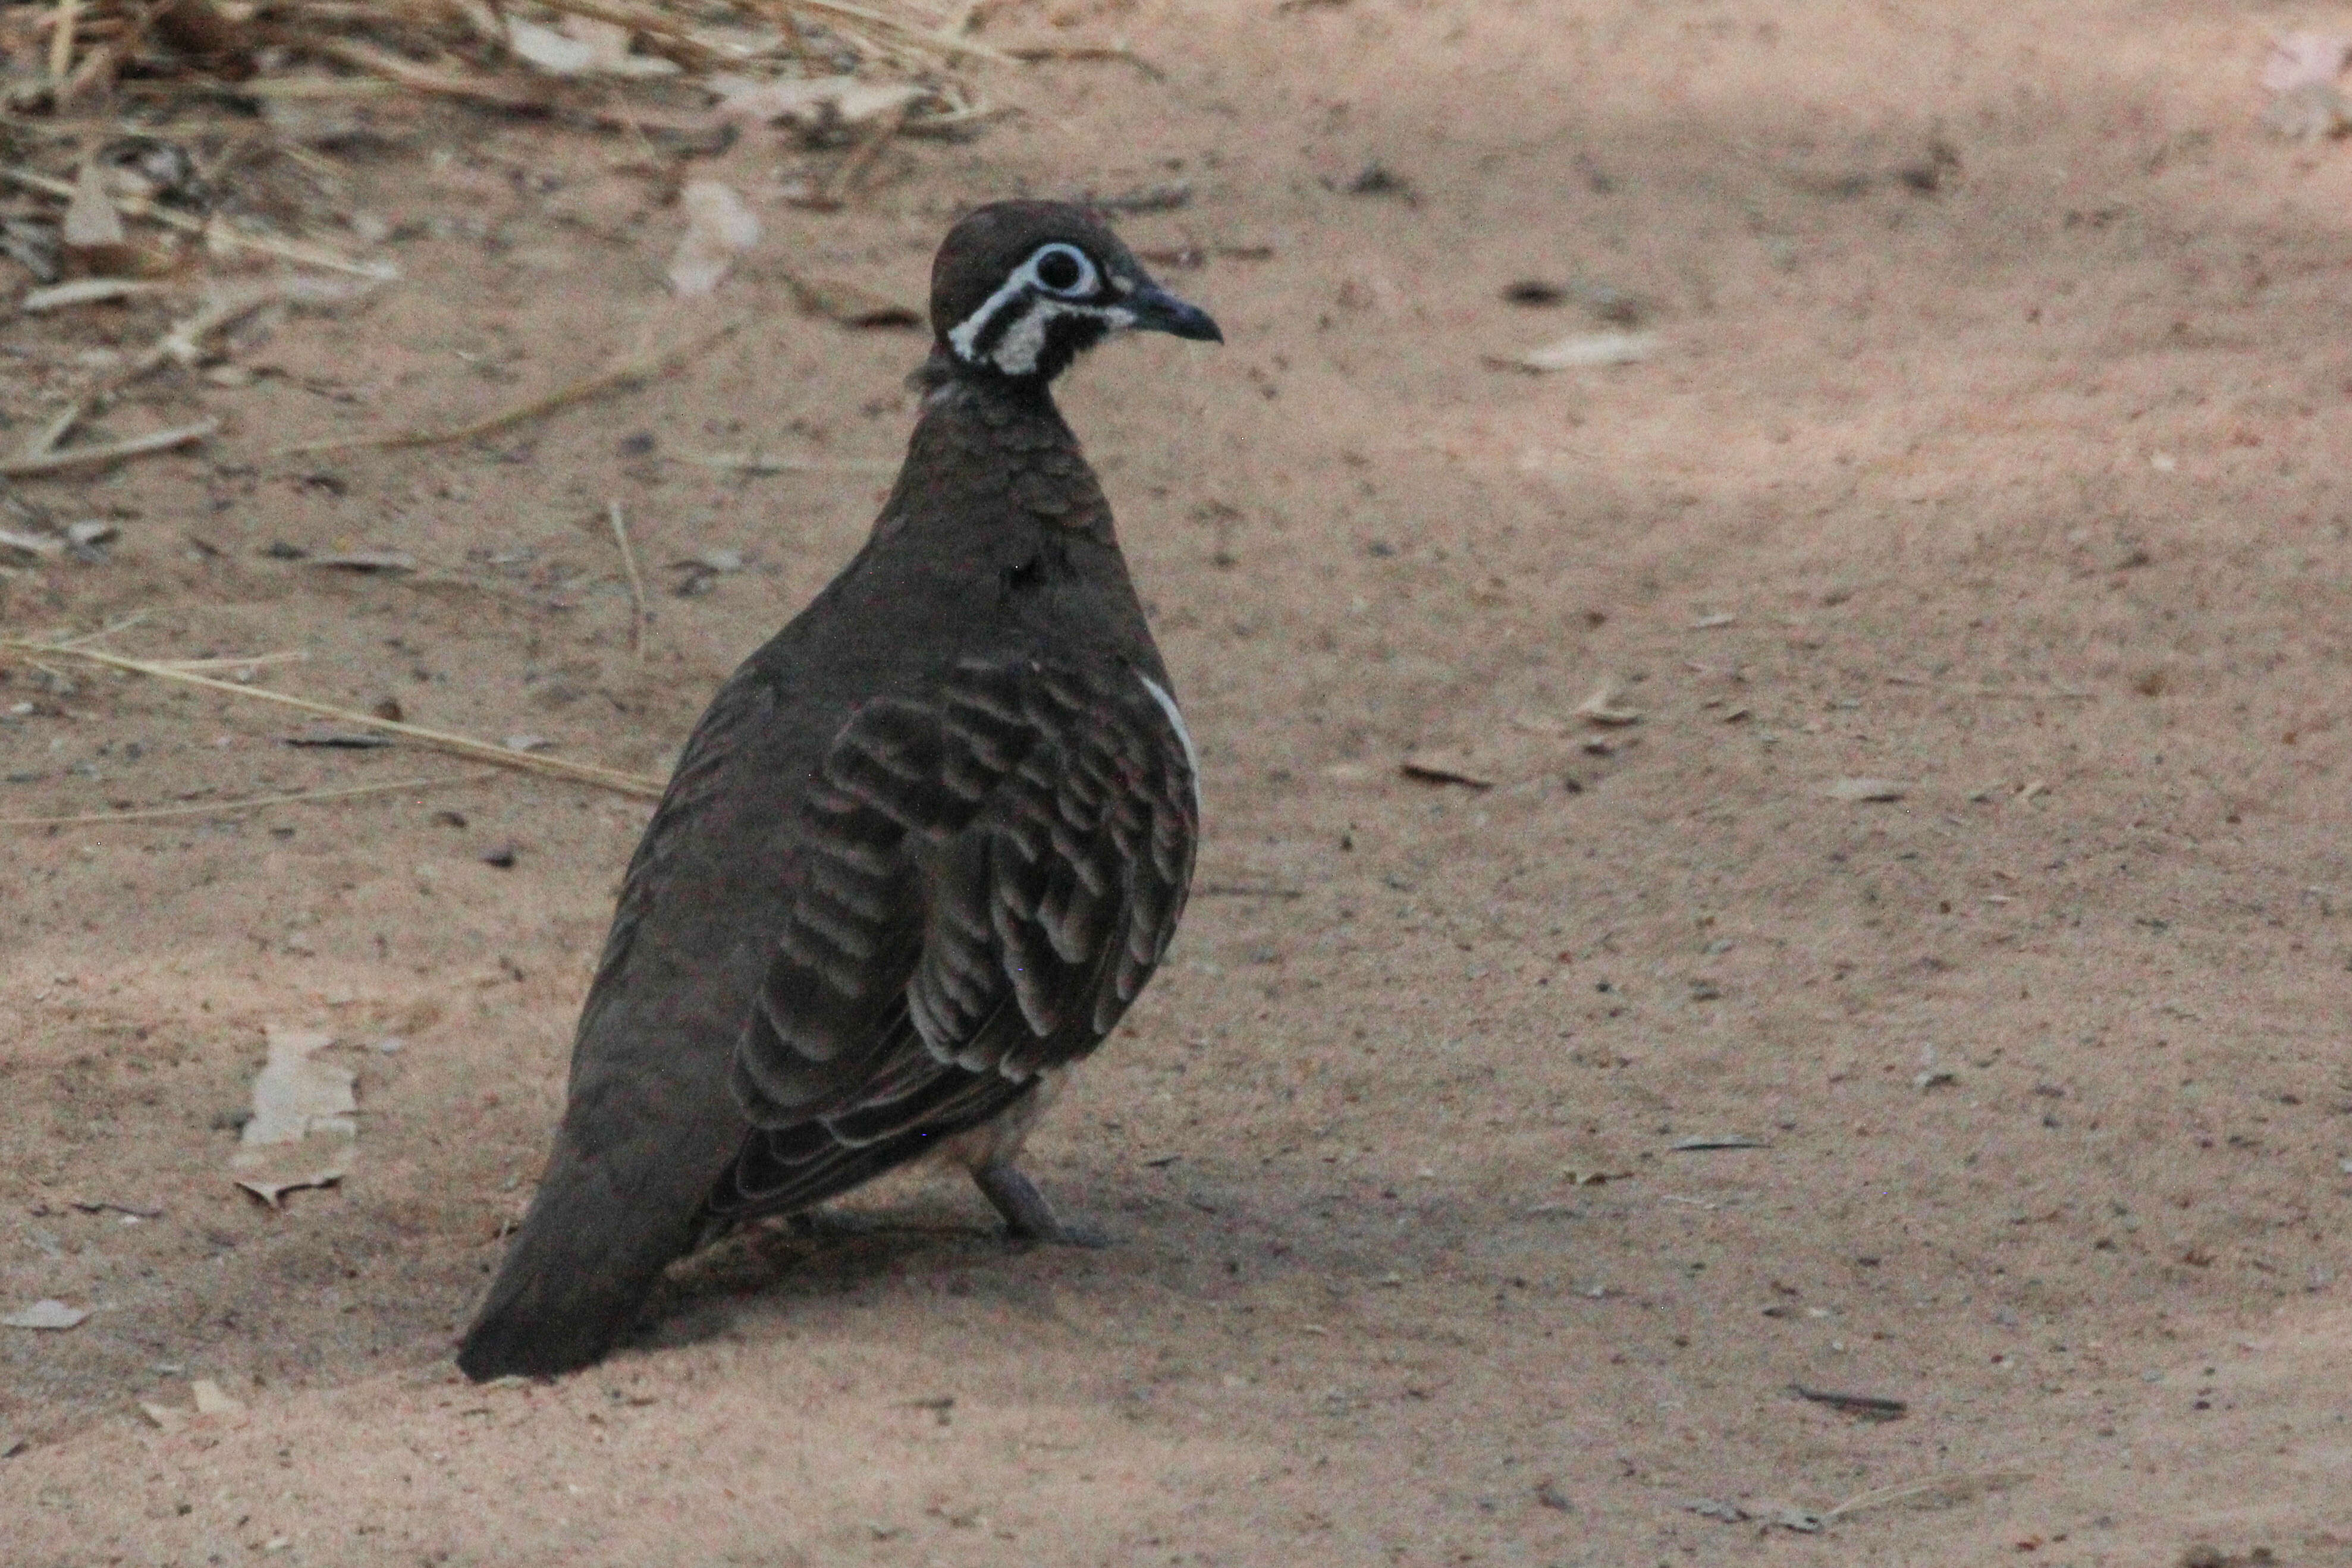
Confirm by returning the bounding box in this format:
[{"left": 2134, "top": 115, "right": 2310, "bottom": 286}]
[{"left": 874, "top": 370, "right": 1115, "bottom": 548}]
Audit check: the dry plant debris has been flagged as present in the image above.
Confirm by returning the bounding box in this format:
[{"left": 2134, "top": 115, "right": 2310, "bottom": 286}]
[
  {"left": 140, "top": 1378, "right": 249, "bottom": 1432},
  {"left": 0, "top": 633, "right": 668, "bottom": 795},
  {"left": 1789, "top": 1384, "right": 1908, "bottom": 1420},
  {"left": 2262, "top": 33, "right": 2352, "bottom": 141},
  {"left": 1820, "top": 1469, "right": 2032, "bottom": 1521},
  {"left": 0, "top": 770, "right": 492, "bottom": 827},
  {"left": 1398, "top": 750, "right": 1498, "bottom": 789},
  {"left": 267, "top": 310, "right": 746, "bottom": 457},
  {"left": 1574, "top": 678, "right": 1643, "bottom": 727},
  {"left": 605, "top": 498, "right": 649, "bottom": 655},
  {"left": 1494, "top": 329, "right": 1657, "bottom": 372},
  {"left": 0, "top": 0, "right": 1004, "bottom": 300},
  {"left": 230, "top": 1025, "right": 357, "bottom": 1206},
  {"left": 665, "top": 177, "right": 759, "bottom": 296},
  {"left": 1, "top": 1298, "right": 89, "bottom": 1330}
]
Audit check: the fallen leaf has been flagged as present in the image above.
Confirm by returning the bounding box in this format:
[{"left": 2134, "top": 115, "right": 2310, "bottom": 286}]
[
  {"left": 1502, "top": 331, "right": 1656, "bottom": 372},
  {"left": 505, "top": 16, "right": 598, "bottom": 74},
  {"left": 504, "top": 15, "right": 675, "bottom": 77},
  {"left": 709, "top": 74, "right": 931, "bottom": 133},
  {"left": 1670, "top": 1135, "right": 1766, "bottom": 1151},
  {"left": 61, "top": 161, "right": 137, "bottom": 275},
  {"left": 230, "top": 1026, "right": 356, "bottom": 1206},
  {"left": 1826, "top": 777, "right": 1907, "bottom": 803},
  {"left": 668, "top": 181, "right": 761, "bottom": 298},
  {"left": 1399, "top": 750, "right": 1498, "bottom": 789},
  {"left": 2, "top": 1299, "right": 89, "bottom": 1331},
  {"left": 191, "top": 1379, "right": 247, "bottom": 1420},
  {"left": 1574, "top": 680, "right": 1643, "bottom": 727}
]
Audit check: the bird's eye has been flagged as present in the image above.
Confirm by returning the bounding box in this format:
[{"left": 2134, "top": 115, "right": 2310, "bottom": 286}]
[{"left": 1031, "top": 244, "right": 1090, "bottom": 296}]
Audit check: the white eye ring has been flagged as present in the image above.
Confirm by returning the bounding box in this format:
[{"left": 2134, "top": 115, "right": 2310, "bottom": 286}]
[{"left": 1026, "top": 243, "right": 1097, "bottom": 299}]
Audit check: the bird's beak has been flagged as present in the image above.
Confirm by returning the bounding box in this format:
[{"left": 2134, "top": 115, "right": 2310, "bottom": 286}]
[{"left": 1126, "top": 281, "right": 1223, "bottom": 344}]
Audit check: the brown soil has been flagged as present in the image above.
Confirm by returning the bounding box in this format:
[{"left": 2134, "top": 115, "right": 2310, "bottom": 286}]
[{"left": 5, "top": 2, "right": 2351, "bottom": 1564}]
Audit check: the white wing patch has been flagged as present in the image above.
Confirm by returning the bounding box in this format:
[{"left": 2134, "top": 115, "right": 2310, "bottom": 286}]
[{"left": 1135, "top": 672, "right": 1201, "bottom": 818}]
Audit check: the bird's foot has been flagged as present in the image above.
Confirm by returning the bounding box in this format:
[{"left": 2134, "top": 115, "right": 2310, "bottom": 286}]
[{"left": 972, "top": 1164, "right": 1111, "bottom": 1249}]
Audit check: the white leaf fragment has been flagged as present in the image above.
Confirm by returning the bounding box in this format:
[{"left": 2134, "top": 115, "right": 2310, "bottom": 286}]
[
  {"left": 191, "top": 1379, "right": 247, "bottom": 1418},
  {"left": 2, "top": 1299, "right": 89, "bottom": 1330},
  {"left": 709, "top": 74, "right": 930, "bottom": 131},
  {"left": 62, "top": 162, "right": 127, "bottom": 255},
  {"left": 231, "top": 1026, "right": 356, "bottom": 1206},
  {"left": 667, "top": 181, "right": 761, "bottom": 298},
  {"left": 1511, "top": 331, "right": 1656, "bottom": 372}
]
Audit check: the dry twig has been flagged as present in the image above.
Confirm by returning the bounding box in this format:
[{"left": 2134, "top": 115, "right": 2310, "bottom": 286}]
[
  {"left": 269, "top": 315, "right": 748, "bottom": 457},
  {"left": 607, "top": 499, "right": 649, "bottom": 658},
  {"left": 672, "top": 448, "right": 896, "bottom": 474},
  {"left": 795, "top": 99, "right": 910, "bottom": 209},
  {"left": 1, "top": 771, "right": 496, "bottom": 828},
  {"left": 1823, "top": 1469, "right": 2033, "bottom": 1522},
  {"left": 0, "top": 165, "right": 393, "bottom": 279},
  {"left": 0, "top": 639, "right": 666, "bottom": 798},
  {"left": 1001, "top": 41, "right": 1164, "bottom": 79},
  {"left": 0, "top": 420, "right": 218, "bottom": 477}
]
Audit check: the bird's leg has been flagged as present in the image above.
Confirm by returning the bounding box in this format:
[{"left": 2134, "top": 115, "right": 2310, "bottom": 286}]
[{"left": 971, "top": 1162, "right": 1110, "bottom": 1248}]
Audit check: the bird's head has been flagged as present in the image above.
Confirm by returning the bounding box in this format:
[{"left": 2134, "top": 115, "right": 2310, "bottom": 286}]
[{"left": 930, "top": 199, "right": 1222, "bottom": 385}]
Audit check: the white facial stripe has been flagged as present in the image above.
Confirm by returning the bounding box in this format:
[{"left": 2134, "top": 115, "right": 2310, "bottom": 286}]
[
  {"left": 946, "top": 243, "right": 1117, "bottom": 372},
  {"left": 1135, "top": 672, "right": 1201, "bottom": 817},
  {"left": 985, "top": 300, "right": 1133, "bottom": 376}
]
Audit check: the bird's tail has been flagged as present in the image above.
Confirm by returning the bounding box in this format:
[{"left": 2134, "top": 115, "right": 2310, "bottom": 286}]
[{"left": 457, "top": 1105, "right": 737, "bottom": 1380}]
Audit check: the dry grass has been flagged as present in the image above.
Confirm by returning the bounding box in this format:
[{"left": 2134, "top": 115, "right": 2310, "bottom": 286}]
[
  {"left": 0, "top": 636, "right": 668, "bottom": 798},
  {"left": 0, "top": 770, "right": 497, "bottom": 828}
]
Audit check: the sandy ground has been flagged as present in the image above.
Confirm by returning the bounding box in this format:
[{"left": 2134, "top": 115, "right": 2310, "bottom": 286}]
[{"left": 5, "top": 1, "right": 2352, "bottom": 1563}]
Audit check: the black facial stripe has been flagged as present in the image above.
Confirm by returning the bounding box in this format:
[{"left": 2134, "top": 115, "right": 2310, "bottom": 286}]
[
  {"left": 1032, "top": 312, "right": 1113, "bottom": 378},
  {"left": 966, "top": 288, "right": 1033, "bottom": 358}
]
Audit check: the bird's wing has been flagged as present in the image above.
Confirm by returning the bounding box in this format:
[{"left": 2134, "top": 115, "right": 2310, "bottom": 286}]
[{"left": 707, "top": 656, "right": 1197, "bottom": 1218}]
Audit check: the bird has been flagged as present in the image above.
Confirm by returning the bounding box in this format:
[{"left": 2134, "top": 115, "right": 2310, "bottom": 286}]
[{"left": 456, "top": 200, "right": 1222, "bottom": 1381}]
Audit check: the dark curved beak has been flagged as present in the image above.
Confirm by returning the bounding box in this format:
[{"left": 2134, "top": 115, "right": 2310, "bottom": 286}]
[{"left": 1128, "top": 281, "right": 1223, "bottom": 344}]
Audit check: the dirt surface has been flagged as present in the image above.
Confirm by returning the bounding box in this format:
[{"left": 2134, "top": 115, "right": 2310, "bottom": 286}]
[{"left": 5, "top": 1, "right": 2352, "bottom": 1563}]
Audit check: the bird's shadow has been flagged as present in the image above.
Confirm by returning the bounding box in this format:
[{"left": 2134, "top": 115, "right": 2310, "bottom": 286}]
[{"left": 627, "top": 1204, "right": 1063, "bottom": 1356}]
